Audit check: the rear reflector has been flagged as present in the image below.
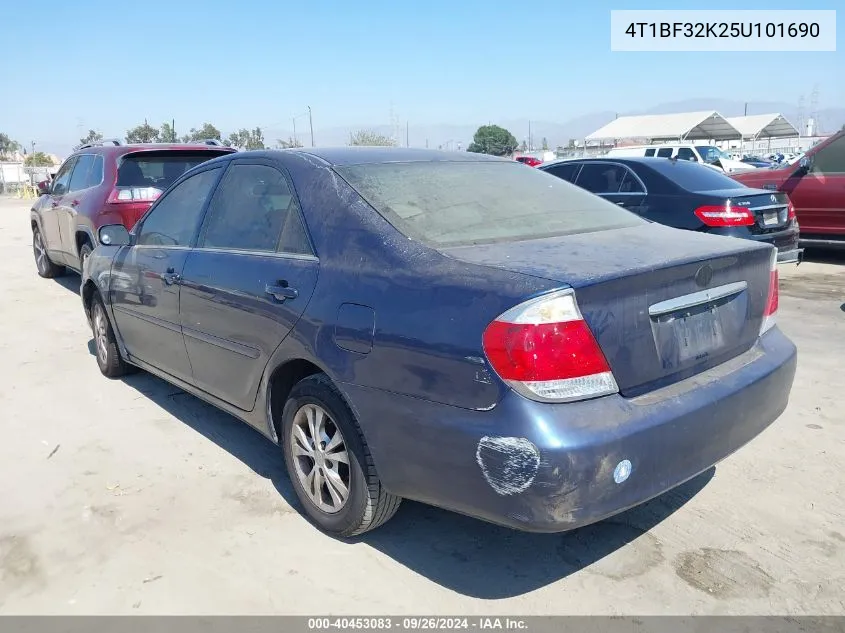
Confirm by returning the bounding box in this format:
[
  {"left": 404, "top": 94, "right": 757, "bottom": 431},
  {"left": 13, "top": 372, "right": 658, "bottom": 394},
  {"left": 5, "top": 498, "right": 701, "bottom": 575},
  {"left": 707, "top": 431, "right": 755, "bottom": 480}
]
[
  {"left": 694, "top": 205, "right": 755, "bottom": 227},
  {"left": 482, "top": 290, "right": 618, "bottom": 402},
  {"left": 760, "top": 249, "right": 778, "bottom": 335},
  {"left": 107, "top": 186, "right": 163, "bottom": 203}
]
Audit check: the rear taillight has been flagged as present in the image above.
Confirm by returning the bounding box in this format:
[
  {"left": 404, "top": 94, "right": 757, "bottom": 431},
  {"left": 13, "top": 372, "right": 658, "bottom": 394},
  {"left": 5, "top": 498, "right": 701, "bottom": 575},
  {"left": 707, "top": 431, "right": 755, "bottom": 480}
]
[
  {"left": 787, "top": 200, "right": 796, "bottom": 221},
  {"left": 482, "top": 290, "right": 618, "bottom": 402},
  {"left": 107, "top": 186, "right": 163, "bottom": 203},
  {"left": 694, "top": 205, "right": 755, "bottom": 227},
  {"left": 760, "top": 249, "right": 778, "bottom": 335}
]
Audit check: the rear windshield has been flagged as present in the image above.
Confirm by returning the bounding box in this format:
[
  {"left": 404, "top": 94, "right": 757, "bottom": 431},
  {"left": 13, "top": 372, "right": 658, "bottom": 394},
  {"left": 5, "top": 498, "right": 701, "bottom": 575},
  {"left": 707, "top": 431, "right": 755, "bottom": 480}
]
[
  {"left": 336, "top": 161, "right": 644, "bottom": 247},
  {"left": 645, "top": 159, "right": 749, "bottom": 192},
  {"left": 117, "top": 152, "right": 226, "bottom": 190}
]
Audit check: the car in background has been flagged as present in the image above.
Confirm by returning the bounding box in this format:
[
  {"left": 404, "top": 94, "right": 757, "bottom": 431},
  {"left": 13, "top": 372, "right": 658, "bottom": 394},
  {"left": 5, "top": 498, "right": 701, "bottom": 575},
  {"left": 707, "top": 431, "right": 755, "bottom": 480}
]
[
  {"left": 731, "top": 130, "right": 845, "bottom": 249},
  {"left": 741, "top": 156, "right": 774, "bottom": 169},
  {"left": 82, "top": 148, "right": 795, "bottom": 537},
  {"left": 30, "top": 139, "right": 235, "bottom": 279},
  {"left": 607, "top": 144, "right": 756, "bottom": 174},
  {"left": 515, "top": 155, "right": 542, "bottom": 167},
  {"left": 539, "top": 157, "right": 801, "bottom": 264}
]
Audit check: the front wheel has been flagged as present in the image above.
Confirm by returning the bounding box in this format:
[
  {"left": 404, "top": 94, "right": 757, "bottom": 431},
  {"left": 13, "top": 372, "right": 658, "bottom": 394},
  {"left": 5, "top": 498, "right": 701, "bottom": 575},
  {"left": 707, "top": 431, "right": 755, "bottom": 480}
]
[
  {"left": 33, "top": 228, "right": 65, "bottom": 278},
  {"left": 281, "top": 374, "right": 401, "bottom": 537}
]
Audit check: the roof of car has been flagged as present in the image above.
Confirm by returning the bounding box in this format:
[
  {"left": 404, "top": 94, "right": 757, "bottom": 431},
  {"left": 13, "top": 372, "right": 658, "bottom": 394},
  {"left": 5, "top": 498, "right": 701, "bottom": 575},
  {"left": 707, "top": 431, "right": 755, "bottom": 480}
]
[
  {"left": 542, "top": 156, "right": 698, "bottom": 167},
  {"left": 73, "top": 143, "right": 237, "bottom": 157},
  {"left": 285, "top": 147, "right": 508, "bottom": 166}
]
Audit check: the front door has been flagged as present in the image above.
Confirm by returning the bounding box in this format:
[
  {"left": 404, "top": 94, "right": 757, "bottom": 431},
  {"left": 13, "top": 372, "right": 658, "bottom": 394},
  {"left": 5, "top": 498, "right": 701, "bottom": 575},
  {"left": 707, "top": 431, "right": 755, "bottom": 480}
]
[
  {"left": 110, "top": 166, "right": 223, "bottom": 382},
  {"left": 178, "top": 161, "right": 319, "bottom": 411},
  {"left": 784, "top": 134, "right": 845, "bottom": 235},
  {"left": 60, "top": 153, "right": 97, "bottom": 268},
  {"left": 41, "top": 157, "right": 77, "bottom": 259}
]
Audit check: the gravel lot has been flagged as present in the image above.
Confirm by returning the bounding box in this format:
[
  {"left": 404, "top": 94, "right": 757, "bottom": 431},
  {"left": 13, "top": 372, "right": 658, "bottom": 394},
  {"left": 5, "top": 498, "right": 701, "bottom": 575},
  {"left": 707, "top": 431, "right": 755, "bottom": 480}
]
[{"left": 0, "top": 195, "right": 843, "bottom": 615}]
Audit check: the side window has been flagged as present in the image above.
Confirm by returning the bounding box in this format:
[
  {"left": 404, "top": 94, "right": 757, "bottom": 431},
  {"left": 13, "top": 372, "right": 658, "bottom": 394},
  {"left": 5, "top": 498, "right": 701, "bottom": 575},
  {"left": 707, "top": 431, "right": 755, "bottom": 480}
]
[
  {"left": 575, "top": 163, "right": 627, "bottom": 194},
  {"left": 137, "top": 168, "right": 222, "bottom": 247},
  {"left": 644, "top": 149, "right": 656, "bottom": 157},
  {"left": 199, "top": 164, "right": 312, "bottom": 255},
  {"left": 545, "top": 162, "right": 581, "bottom": 183},
  {"left": 811, "top": 136, "right": 845, "bottom": 175},
  {"left": 656, "top": 147, "right": 674, "bottom": 158},
  {"left": 51, "top": 158, "right": 77, "bottom": 196},
  {"left": 68, "top": 154, "right": 95, "bottom": 192},
  {"left": 676, "top": 147, "right": 697, "bottom": 162},
  {"left": 87, "top": 155, "right": 104, "bottom": 188},
  {"left": 619, "top": 169, "right": 645, "bottom": 193}
]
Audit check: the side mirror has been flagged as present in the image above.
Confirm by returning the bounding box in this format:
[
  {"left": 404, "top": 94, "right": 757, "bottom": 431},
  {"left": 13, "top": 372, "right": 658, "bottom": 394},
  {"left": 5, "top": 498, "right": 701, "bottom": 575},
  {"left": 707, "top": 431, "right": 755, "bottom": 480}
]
[
  {"left": 98, "top": 224, "right": 131, "bottom": 247},
  {"left": 36, "top": 180, "right": 51, "bottom": 196}
]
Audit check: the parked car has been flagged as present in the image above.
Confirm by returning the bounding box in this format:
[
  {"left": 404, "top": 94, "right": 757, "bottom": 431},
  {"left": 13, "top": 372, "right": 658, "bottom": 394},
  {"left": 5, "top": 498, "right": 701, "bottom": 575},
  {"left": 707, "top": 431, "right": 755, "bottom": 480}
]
[
  {"left": 30, "top": 140, "right": 235, "bottom": 279},
  {"left": 741, "top": 156, "right": 774, "bottom": 169},
  {"left": 538, "top": 157, "right": 801, "bottom": 264},
  {"left": 82, "top": 148, "right": 796, "bottom": 537},
  {"left": 515, "top": 155, "right": 542, "bottom": 167},
  {"left": 607, "top": 144, "right": 756, "bottom": 174},
  {"left": 731, "top": 130, "right": 845, "bottom": 249}
]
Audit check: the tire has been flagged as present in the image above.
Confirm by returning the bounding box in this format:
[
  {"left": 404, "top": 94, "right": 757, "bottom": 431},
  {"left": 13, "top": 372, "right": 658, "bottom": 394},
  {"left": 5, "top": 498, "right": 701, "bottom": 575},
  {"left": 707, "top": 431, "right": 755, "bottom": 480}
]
[
  {"left": 281, "top": 374, "right": 401, "bottom": 537},
  {"left": 32, "top": 228, "right": 65, "bottom": 278},
  {"left": 79, "top": 242, "right": 93, "bottom": 271},
  {"left": 91, "top": 295, "right": 133, "bottom": 378}
]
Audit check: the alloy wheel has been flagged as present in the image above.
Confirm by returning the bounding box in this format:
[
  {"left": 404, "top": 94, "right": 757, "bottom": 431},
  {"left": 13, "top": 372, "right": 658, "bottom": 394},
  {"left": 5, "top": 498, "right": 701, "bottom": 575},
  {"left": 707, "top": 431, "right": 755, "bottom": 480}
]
[
  {"left": 290, "top": 403, "right": 350, "bottom": 513},
  {"left": 94, "top": 305, "right": 109, "bottom": 365},
  {"left": 33, "top": 232, "right": 47, "bottom": 275}
]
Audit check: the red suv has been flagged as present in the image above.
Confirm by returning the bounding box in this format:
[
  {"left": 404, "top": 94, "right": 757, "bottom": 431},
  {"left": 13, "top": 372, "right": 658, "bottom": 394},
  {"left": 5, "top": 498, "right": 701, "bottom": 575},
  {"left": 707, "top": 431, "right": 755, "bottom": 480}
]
[
  {"left": 731, "top": 130, "right": 845, "bottom": 249},
  {"left": 30, "top": 140, "right": 235, "bottom": 278}
]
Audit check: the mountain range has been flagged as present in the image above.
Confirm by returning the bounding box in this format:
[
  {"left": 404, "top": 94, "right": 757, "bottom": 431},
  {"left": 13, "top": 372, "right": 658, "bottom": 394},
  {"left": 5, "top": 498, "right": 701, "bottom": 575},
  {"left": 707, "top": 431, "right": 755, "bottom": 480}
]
[{"left": 264, "top": 99, "right": 844, "bottom": 151}]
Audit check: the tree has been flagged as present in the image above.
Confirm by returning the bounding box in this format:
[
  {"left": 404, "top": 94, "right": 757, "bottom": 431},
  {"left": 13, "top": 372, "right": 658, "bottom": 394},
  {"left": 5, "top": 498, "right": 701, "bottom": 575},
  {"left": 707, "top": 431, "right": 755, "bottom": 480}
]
[
  {"left": 182, "top": 123, "right": 222, "bottom": 143},
  {"left": 24, "top": 152, "right": 54, "bottom": 167},
  {"left": 79, "top": 129, "right": 103, "bottom": 146},
  {"left": 541, "top": 137, "right": 549, "bottom": 151},
  {"left": 276, "top": 137, "right": 303, "bottom": 149},
  {"left": 159, "top": 121, "right": 177, "bottom": 143},
  {"left": 126, "top": 119, "right": 160, "bottom": 143},
  {"left": 0, "top": 133, "right": 20, "bottom": 160},
  {"left": 348, "top": 130, "right": 396, "bottom": 146},
  {"left": 467, "top": 125, "right": 518, "bottom": 157},
  {"left": 226, "top": 127, "right": 265, "bottom": 150}
]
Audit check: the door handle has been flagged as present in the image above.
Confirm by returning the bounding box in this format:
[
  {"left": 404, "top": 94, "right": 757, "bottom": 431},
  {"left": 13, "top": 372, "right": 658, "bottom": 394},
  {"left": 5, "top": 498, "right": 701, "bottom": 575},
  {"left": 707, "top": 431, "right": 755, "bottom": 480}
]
[
  {"left": 616, "top": 201, "right": 625, "bottom": 206},
  {"left": 265, "top": 282, "right": 298, "bottom": 302},
  {"left": 161, "top": 269, "right": 181, "bottom": 285}
]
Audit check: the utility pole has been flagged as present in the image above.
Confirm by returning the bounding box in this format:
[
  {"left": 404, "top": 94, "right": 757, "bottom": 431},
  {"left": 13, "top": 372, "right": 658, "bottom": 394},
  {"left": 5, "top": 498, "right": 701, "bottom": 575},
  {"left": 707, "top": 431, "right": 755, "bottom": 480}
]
[
  {"left": 744, "top": 103, "right": 748, "bottom": 116},
  {"left": 308, "top": 105, "right": 314, "bottom": 147},
  {"left": 406, "top": 121, "right": 409, "bottom": 147},
  {"left": 425, "top": 138, "right": 428, "bottom": 148},
  {"left": 172, "top": 118, "right": 176, "bottom": 142},
  {"left": 292, "top": 117, "right": 297, "bottom": 146},
  {"left": 528, "top": 120, "right": 532, "bottom": 151}
]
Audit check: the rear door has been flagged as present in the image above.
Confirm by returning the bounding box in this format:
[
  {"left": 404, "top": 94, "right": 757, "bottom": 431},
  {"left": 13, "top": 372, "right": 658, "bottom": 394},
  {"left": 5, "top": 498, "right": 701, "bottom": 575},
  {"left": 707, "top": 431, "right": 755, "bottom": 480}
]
[
  {"left": 41, "top": 157, "right": 76, "bottom": 259},
  {"left": 110, "top": 166, "right": 223, "bottom": 382},
  {"left": 574, "top": 162, "right": 647, "bottom": 211},
  {"left": 59, "top": 153, "right": 98, "bottom": 268},
  {"left": 783, "top": 134, "right": 845, "bottom": 235},
  {"left": 542, "top": 161, "right": 582, "bottom": 183},
  {"left": 179, "top": 160, "right": 319, "bottom": 411}
]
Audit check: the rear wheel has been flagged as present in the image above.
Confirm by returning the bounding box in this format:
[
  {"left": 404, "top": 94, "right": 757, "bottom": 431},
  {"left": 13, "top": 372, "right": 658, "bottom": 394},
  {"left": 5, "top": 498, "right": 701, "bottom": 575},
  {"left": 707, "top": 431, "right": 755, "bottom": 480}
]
[
  {"left": 281, "top": 374, "right": 401, "bottom": 537},
  {"left": 91, "top": 296, "right": 133, "bottom": 378},
  {"left": 33, "top": 228, "right": 65, "bottom": 278}
]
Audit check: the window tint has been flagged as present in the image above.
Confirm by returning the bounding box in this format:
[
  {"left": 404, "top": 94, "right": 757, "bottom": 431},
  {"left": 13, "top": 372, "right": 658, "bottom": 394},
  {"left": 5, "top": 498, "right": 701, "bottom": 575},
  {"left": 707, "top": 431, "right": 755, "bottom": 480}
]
[
  {"left": 644, "top": 149, "right": 656, "bottom": 157},
  {"left": 200, "top": 164, "right": 311, "bottom": 254},
  {"left": 656, "top": 147, "right": 674, "bottom": 158},
  {"left": 812, "top": 135, "right": 845, "bottom": 175},
  {"left": 51, "top": 158, "right": 77, "bottom": 196},
  {"left": 645, "top": 159, "right": 746, "bottom": 192},
  {"left": 337, "top": 162, "right": 643, "bottom": 247},
  {"left": 68, "top": 154, "right": 95, "bottom": 192},
  {"left": 619, "top": 169, "right": 645, "bottom": 193},
  {"left": 137, "top": 168, "right": 221, "bottom": 247},
  {"left": 575, "top": 163, "right": 627, "bottom": 194},
  {"left": 87, "top": 155, "right": 104, "bottom": 188},
  {"left": 545, "top": 162, "right": 581, "bottom": 183},
  {"left": 676, "top": 147, "right": 698, "bottom": 162},
  {"left": 118, "top": 152, "right": 226, "bottom": 190}
]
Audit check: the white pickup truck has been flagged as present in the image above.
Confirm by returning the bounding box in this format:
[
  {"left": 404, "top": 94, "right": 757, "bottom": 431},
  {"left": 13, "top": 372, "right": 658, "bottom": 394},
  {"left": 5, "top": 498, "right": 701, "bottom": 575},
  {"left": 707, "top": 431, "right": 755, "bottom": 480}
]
[{"left": 606, "top": 144, "right": 757, "bottom": 174}]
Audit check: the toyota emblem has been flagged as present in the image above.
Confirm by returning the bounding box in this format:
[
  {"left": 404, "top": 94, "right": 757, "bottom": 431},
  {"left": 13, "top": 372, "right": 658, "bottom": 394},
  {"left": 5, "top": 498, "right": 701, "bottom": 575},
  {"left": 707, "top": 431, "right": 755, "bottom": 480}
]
[{"left": 695, "top": 264, "right": 714, "bottom": 288}]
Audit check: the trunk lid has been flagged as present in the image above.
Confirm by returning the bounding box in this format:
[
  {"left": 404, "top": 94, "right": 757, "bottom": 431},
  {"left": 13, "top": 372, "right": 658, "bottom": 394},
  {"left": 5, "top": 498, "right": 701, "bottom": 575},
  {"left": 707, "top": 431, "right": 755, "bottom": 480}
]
[
  {"left": 723, "top": 189, "right": 792, "bottom": 233},
  {"left": 444, "top": 223, "right": 773, "bottom": 397}
]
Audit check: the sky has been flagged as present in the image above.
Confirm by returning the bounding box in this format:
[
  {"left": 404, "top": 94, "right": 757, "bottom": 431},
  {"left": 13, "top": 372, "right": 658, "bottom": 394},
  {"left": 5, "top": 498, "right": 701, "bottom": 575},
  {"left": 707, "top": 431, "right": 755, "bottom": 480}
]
[{"left": 1, "top": 0, "right": 842, "bottom": 154}]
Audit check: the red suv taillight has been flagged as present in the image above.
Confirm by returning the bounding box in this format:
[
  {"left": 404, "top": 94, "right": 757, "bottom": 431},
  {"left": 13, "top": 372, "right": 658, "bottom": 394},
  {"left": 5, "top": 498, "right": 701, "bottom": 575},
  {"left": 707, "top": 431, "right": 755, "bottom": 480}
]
[
  {"left": 694, "top": 205, "right": 755, "bottom": 227},
  {"left": 787, "top": 199, "right": 796, "bottom": 221},
  {"left": 760, "top": 249, "right": 779, "bottom": 335},
  {"left": 482, "top": 290, "right": 618, "bottom": 402},
  {"left": 107, "top": 186, "right": 163, "bottom": 204}
]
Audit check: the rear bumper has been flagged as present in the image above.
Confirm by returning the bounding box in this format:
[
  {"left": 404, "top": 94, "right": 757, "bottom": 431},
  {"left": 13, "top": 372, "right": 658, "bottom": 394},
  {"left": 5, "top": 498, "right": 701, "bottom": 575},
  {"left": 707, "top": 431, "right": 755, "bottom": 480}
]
[
  {"left": 342, "top": 328, "right": 797, "bottom": 532},
  {"left": 777, "top": 247, "right": 803, "bottom": 264}
]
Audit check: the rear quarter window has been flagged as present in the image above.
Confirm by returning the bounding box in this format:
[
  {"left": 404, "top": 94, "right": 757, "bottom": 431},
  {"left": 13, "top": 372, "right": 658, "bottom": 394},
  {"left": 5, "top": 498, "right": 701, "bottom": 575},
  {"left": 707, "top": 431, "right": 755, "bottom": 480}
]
[{"left": 336, "top": 161, "right": 644, "bottom": 247}]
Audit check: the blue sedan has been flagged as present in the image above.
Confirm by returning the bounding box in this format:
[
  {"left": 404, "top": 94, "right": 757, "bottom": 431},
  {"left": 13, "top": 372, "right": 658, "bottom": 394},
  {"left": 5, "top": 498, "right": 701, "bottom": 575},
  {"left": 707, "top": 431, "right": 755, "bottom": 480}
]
[{"left": 81, "top": 148, "right": 796, "bottom": 536}]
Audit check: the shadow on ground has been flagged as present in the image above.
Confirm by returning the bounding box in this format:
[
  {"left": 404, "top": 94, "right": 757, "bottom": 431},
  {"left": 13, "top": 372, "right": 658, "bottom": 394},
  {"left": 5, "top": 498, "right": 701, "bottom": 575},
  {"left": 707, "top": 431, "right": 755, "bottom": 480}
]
[
  {"left": 52, "top": 272, "right": 82, "bottom": 295},
  {"left": 88, "top": 339, "right": 714, "bottom": 599},
  {"left": 801, "top": 248, "right": 845, "bottom": 265}
]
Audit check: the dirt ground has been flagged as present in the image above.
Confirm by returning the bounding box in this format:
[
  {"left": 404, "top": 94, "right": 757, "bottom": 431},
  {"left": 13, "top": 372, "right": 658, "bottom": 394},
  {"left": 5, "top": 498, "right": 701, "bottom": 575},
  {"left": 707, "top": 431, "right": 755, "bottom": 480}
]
[{"left": 0, "top": 196, "right": 843, "bottom": 615}]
